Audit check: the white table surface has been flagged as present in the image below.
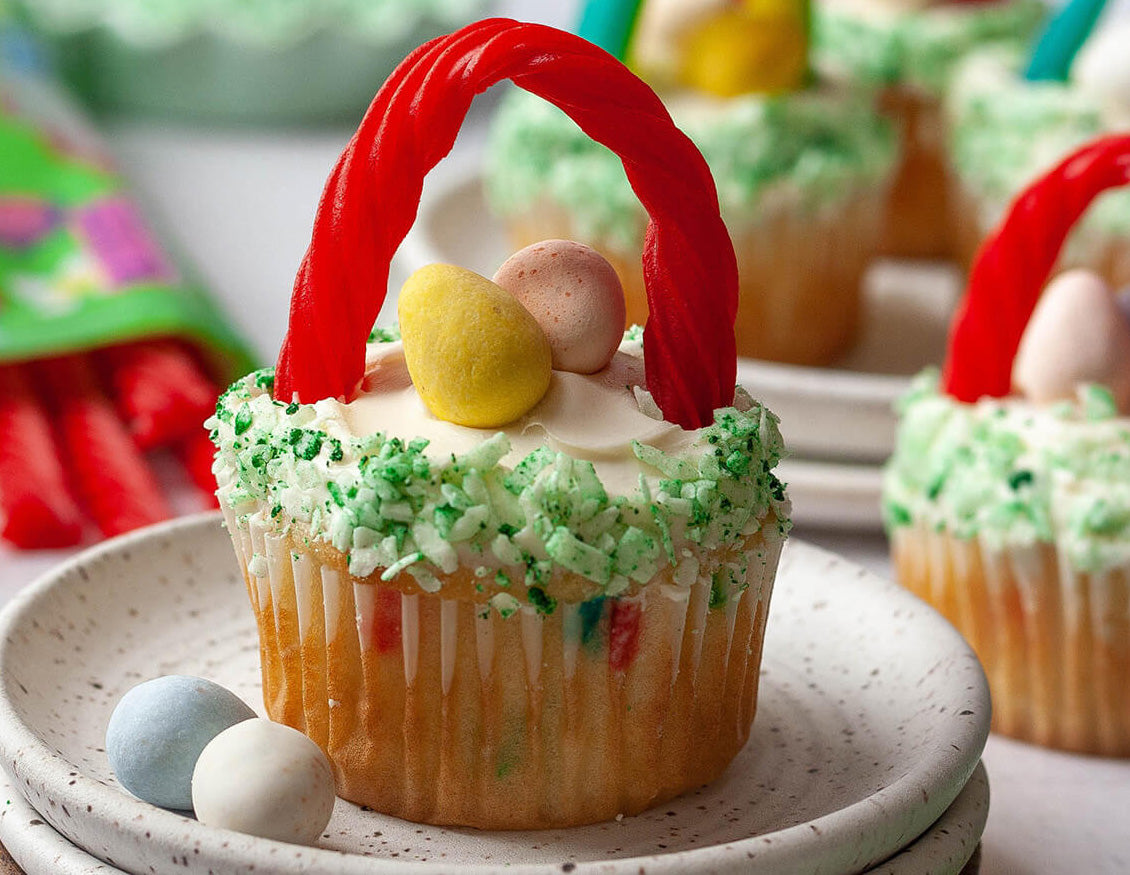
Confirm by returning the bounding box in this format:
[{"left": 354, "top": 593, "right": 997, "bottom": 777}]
[{"left": 1, "top": 0, "right": 1129, "bottom": 871}]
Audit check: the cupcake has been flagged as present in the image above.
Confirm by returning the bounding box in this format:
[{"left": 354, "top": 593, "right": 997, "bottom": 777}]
[
  {"left": 813, "top": 0, "right": 1046, "bottom": 257},
  {"left": 883, "top": 134, "right": 1130, "bottom": 756},
  {"left": 210, "top": 20, "right": 790, "bottom": 828},
  {"left": 486, "top": 0, "right": 897, "bottom": 367},
  {"left": 946, "top": 24, "right": 1130, "bottom": 288},
  {"left": 10, "top": 0, "right": 492, "bottom": 124}
]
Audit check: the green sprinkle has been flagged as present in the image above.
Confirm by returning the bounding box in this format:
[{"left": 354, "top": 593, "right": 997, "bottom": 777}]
[
  {"left": 285, "top": 402, "right": 300, "bottom": 415},
  {"left": 1008, "top": 470, "right": 1034, "bottom": 491},
  {"left": 294, "top": 431, "right": 323, "bottom": 461},
  {"left": 490, "top": 592, "right": 521, "bottom": 619},
  {"left": 527, "top": 585, "right": 557, "bottom": 615},
  {"left": 504, "top": 446, "right": 554, "bottom": 493},
  {"left": 368, "top": 324, "right": 402, "bottom": 343},
  {"left": 233, "top": 405, "right": 253, "bottom": 436}
]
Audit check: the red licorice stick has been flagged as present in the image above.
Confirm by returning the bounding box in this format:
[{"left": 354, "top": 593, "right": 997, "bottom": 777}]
[
  {"left": 0, "top": 364, "right": 84, "bottom": 549},
  {"left": 37, "top": 354, "right": 170, "bottom": 538},
  {"left": 98, "top": 340, "right": 220, "bottom": 451},
  {"left": 175, "top": 430, "right": 220, "bottom": 509},
  {"left": 274, "top": 18, "right": 738, "bottom": 430},
  {"left": 942, "top": 134, "right": 1130, "bottom": 402}
]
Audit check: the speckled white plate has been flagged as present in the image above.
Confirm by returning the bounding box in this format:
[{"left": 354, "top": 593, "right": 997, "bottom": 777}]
[
  {"left": 401, "top": 169, "right": 963, "bottom": 465},
  {"left": 0, "top": 514, "right": 989, "bottom": 875},
  {"left": 0, "top": 761, "right": 989, "bottom": 875}
]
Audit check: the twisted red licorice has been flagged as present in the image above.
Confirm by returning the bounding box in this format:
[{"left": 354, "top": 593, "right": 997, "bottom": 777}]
[
  {"left": 943, "top": 134, "right": 1130, "bottom": 402},
  {"left": 273, "top": 18, "right": 738, "bottom": 429}
]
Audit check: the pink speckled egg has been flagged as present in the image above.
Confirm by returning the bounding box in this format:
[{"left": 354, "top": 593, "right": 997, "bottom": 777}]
[
  {"left": 1012, "top": 269, "right": 1130, "bottom": 412},
  {"left": 493, "top": 239, "right": 625, "bottom": 374}
]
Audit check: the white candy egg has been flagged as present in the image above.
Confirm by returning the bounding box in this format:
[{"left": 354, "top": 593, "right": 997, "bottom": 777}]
[
  {"left": 191, "top": 719, "right": 335, "bottom": 846},
  {"left": 1074, "top": 21, "right": 1130, "bottom": 117},
  {"left": 493, "top": 239, "right": 626, "bottom": 374},
  {"left": 1012, "top": 269, "right": 1130, "bottom": 411}
]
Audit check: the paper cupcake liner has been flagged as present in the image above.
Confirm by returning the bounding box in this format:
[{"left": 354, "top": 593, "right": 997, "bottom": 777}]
[
  {"left": 876, "top": 86, "right": 953, "bottom": 259},
  {"left": 893, "top": 525, "right": 1130, "bottom": 756},
  {"left": 505, "top": 187, "right": 885, "bottom": 367},
  {"left": 223, "top": 504, "right": 783, "bottom": 828}
]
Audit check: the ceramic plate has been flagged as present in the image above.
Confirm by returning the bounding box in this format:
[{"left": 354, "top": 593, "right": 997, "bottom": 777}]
[
  {"left": 0, "top": 762, "right": 988, "bottom": 875},
  {"left": 401, "top": 170, "right": 963, "bottom": 464},
  {"left": 0, "top": 515, "right": 989, "bottom": 875},
  {"left": 0, "top": 773, "right": 113, "bottom": 875}
]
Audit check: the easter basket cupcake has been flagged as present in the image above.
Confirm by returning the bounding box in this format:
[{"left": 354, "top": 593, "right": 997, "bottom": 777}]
[
  {"left": 210, "top": 20, "right": 790, "bottom": 828},
  {"left": 945, "top": 8, "right": 1130, "bottom": 289},
  {"left": 813, "top": 0, "right": 1046, "bottom": 258},
  {"left": 10, "top": 0, "right": 492, "bottom": 124},
  {"left": 883, "top": 134, "right": 1130, "bottom": 756},
  {"left": 486, "top": 0, "right": 896, "bottom": 367}
]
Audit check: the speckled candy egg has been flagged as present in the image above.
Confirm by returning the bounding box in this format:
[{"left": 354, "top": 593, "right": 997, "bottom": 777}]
[
  {"left": 191, "top": 718, "right": 336, "bottom": 846},
  {"left": 493, "top": 239, "right": 625, "bottom": 374},
  {"left": 106, "top": 676, "right": 255, "bottom": 810},
  {"left": 1012, "top": 269, "right": 1130, "bottom": 411},
  {"left": 399, "top": 263, "right": 553, "bottom": 427}
]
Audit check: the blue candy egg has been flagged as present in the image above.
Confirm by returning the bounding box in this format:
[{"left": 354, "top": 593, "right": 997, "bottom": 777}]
[{"left": 106, "top": 675, "right": 256, "bottom": 810}]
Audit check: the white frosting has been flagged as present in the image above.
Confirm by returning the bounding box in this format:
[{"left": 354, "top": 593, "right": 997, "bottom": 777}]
[{"left": 347, "top": 340, "right": 694, "bottom": 495}]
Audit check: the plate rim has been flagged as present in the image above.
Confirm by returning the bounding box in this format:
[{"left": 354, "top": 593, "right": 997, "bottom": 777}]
[
  {"left": 0, "top": 514, "right": 991, "bottom": 875},
  {"left": 0, "top": 761, "right": 990, "bottom": 875}
]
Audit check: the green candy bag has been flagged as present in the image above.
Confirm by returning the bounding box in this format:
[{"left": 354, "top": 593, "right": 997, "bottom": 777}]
[{"left": 0, "top": 19, "right": 255, "bottom": 379}]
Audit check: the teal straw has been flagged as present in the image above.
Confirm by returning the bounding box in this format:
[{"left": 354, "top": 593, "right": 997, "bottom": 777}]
[
  {"left": 1025, "top": 0, "right": 1109, "bottom": 82},
  {"left": 576, "top": 0, "right": 646, "bottom": 61}
]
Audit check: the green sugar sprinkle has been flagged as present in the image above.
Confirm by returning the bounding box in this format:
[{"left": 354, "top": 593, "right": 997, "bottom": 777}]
[
  {"left": 209, "top": 367, "right": 789, "bottom": 608},
  {"left": 883, "top": 372, "right": 1130, "bottom": 573}
]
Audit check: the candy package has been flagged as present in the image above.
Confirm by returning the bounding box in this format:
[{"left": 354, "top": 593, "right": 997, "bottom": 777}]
[{"left": 0, "top": 22, "right": 254, "bottom": 549}]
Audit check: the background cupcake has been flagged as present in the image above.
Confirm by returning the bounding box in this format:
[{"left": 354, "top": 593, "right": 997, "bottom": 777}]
[
  {"left": 883, "top": 134, "right": 1130, "bottom": 756},
  {"left": 486, "top": 0, "right": 897, "bottom": 367},
  {"left": 9, "top": 0, "right": 493, "bottom": 124},
  {"left": 946, "top": 10, "right": 1130, "bottom": 288},
  {"left": 813, "top": 0, "right": 1046, "bottom": 258},
  {"left": 214, "top": 20, "right": 790, "bottom": 828}
]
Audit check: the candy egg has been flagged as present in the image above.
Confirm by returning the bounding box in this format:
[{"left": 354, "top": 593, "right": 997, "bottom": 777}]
[
  {"left": 1073, "top": 21, "right": 1130, "bottom": 113},
  {"left": 679, "top": 3, "right": 807, "bottom": 97},
  {"left": 192, "top": 718, "right": 335, "bottom": 846},
  {"left": 399, "top": 263, "right": 552, "bottom": 427},
  {"left": 1012, "top": 269, "right": 1130, "bottom": 411},
  {"left": 493, "top": 240, "right": 625, "bottom": 374},
  {"left": 106, "top": 676, "right": 255, "bottom": 810}
]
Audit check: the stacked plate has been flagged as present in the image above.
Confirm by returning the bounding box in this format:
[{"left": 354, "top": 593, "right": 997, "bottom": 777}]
[
  {"left": 0, "top": 515, "right": 991, "bottom": 874},
  {"left": 400, "top": 170, "right": 965, "bottom": 531}
]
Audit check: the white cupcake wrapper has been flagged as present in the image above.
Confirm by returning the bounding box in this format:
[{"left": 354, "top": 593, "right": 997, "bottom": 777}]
[
  {"left": 222, "top": 505, "right": 783, "bottom": 826},
  {"left": 894, "top": 524, "right": 1130, "bottom": 756}
]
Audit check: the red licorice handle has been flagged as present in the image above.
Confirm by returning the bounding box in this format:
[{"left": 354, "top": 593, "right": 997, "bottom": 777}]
[
  {"left": 273, "top": 18, "right": 738, "bottom": 429},
  {"left": 943, "top": 134, "right": 1130, "bottom": 402}
]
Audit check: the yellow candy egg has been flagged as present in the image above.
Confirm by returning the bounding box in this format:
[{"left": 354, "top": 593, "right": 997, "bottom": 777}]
[
  {"left": 398, "top": 263, "right": 552, "bottom": 428},
  {"left": 679, "top": 4, "right": 807, "bottom": 97}
]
